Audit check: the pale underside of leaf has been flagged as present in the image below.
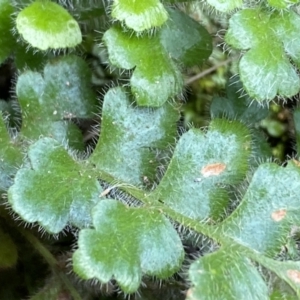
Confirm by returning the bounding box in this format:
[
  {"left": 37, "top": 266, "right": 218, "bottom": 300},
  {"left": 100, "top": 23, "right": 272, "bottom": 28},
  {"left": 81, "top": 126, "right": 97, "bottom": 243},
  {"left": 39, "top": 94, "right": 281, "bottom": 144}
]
[
  {"left": 16, "top": 1, "right": 82, "bottom": 50},
  {"left": 111, "top": 0, "right": 168, "bottom": 31}
]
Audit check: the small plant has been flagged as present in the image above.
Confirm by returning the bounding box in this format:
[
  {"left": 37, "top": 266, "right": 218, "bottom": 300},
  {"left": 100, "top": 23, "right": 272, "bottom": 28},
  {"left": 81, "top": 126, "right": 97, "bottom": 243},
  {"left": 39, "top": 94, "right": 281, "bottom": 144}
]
[{"left": 2, "top": 0, "right": 300, "bottom": 299}]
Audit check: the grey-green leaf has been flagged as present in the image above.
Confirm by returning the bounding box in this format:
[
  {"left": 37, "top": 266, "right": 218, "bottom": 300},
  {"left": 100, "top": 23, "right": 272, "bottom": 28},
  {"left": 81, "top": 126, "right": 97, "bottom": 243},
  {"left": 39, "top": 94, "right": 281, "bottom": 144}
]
[
  {"left": 73, "top": 199, "right": 184, "bottom": 293},
  {"left": 16, "top": 55, "right": 98, "bottom": 148},
  {"left": 0, "top": 114, "right": 23, "bottom": 193},
  {"left": 221, "top": 161, "right": 300, "bottom": 257},
  {"left": 225, "top": 9, "right": 300, "bottom": 101},
  {"left": 8, "top": 138, "right": 102, "bottom": 233},
  {"left": 188, "top": 248, "right": 269, "bottom": 300},
  {"left": 103, "top": 9, "right": 212, "bottom": 106},
  {"left": 89, "top": 87, "right": 179, "bottom": 186},
  {"left": 152, "top": 119, "right": 251, "bottom": 221}
]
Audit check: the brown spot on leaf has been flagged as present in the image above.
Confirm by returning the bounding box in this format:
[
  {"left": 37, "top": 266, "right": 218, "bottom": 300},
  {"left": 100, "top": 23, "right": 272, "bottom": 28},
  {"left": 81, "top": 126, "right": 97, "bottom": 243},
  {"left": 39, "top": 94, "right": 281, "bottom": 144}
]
[
  {"left": 271, "top": 209, "right": 287, "bottom": 222},
  {"left": 287, "top": 270, "right": 300, "bottom": 284},
  {"left": 201, "top": 163, "right": 226, "bottom": 177}
]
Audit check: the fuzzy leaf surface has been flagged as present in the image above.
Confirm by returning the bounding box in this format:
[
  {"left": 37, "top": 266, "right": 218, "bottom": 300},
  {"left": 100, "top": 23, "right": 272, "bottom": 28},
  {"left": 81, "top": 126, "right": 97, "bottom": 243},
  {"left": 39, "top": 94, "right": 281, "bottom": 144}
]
[
  {"left": 226, "top": 9, "right": 300, "bottom": 101},
  {"left": 16, "top": 55, "right": 98, "bottom": 148},
  {"left": 187, "top": 249, "right": 269, "bottom": 300},
  {"left": 210, "top": 76, "right": 268, "bottom": 124},
  {"left": 152, "top": 119, "right": 251, "bottom": 220},
  {"left": 111, "top": 0, "right": 168, "bottom": 31},
  {"left": 8, "top": 138, "right": 102, "bottom": 234},
  {"left": 103, "top": 9, "right": 211, "bottom": 106},
  {"left": 268, "top": 0, "right": 300, "bottom": 8},
  {"left": 0, "top": 0, "right": 14, "bottom": 63},
  {"left": 73, "top": 199, "right": 184, "bottom": 293},
  {"left": 16, "top": 0, "right": 82, "bottom": 50},
  {"left": 0, "top": 114, "right": 23, "bottom": 193},
  {"left": 221, "top": 161, "right": 300, "bottom": 257},
  {"left": 187, "top": 161, "right": 300, "bottom": 297},
  {"left": 206, "top": 0, "right": 242, "bottom": 12},
  {"left": 89, "top": 87, "right": 178, "bottom": 186},
  {"left": 0, "top": 227, "right": 18, "bottom": 268}
]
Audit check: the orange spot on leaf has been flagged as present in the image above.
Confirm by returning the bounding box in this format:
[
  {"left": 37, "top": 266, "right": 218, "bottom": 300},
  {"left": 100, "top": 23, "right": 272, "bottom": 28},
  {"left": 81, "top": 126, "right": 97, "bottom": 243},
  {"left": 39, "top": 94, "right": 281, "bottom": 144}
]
[
  {"left": 271, "top": 209, "right": 287, "bottom": 222},
  {"left": 201, "top": 163, "right": 226, "bottom": 177},
  {"left": 287, "top": 270, "right": 300, "bottom": 284}
]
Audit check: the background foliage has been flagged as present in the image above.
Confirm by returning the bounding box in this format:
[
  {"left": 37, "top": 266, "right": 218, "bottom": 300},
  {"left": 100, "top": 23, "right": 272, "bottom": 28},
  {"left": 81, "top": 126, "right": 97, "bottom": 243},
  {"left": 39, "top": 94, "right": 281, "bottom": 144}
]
[{"left": 1, "top": 0, "right": 300, "bottom": 299}]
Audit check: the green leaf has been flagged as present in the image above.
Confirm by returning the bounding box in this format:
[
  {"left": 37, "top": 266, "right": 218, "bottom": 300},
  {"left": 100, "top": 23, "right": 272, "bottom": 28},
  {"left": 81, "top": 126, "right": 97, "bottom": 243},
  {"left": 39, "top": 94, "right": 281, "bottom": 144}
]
[
  {"left": 111, "top": 0, "right": 168, "bottom": 32},
  {"left": 16, "top": 55, "right": 98, "bottom": 148},
  {"left": 267, "top": 0, "right": 300, "bottom": 9},
  {"left": 221, "top": 161, "right": 300, "bottom": 257},
  {"left": 14, "top": 43, "right": 46, "bottom": 70},
  {"left": 152, "top": 119, "right": 251, "bottom": 221},
  {"left": 0, "top": 0, "right": 14, "bottom": 63},
  {"left": 73, "top": 199, "right": 184, "bottom": 293},
  {"left": 89, "top": 87, "right": 179, "bottom": 186},
  {"left": 206, "top": 0, "right": 243, "bottom": 12},
  {"left": 0, "top": 113, "right": 23, "bottom": 193},
  {"left": 0, "top": 227, "right": 18, "bottom": 268},
  {"left": 187, "top": 249, "right": 269, "bottom": 300},
  {"left": 226, "top": 9, "right": 300, "bottom": 102},
  {"left": 210, "top": 76, "right": 269, "bottom": 124},
  {"left": 16, "top": 0, "right": 82, "bottom": 50},
  {"left": 103, "top": 26, "right": 182, "bottom": 107},
  {"left": 103, "top": 9, "right": 212, "bottom": 106},
  {"left": 8, "top": 137, "right": 102, "bottom": 234},
  {"left": 160, "top": 9, "right": 212, "bottom": 67}
]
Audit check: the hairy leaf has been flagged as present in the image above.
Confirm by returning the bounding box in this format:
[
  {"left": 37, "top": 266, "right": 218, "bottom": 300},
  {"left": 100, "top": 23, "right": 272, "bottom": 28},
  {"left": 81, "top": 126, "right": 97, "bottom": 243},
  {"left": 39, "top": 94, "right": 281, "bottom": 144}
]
[
  {"left": 103, "top": 9, "right": 212, "bottom": 106},
  {"left": 73, "top": 199, "right": 184, "bottom": 293},
  {"left": 206, "top": 0, "right": 242, "bottom": 12},
  {"left": 16, "top": 0, "right": 82, "bottom": 50},
  {"left": 211, "top": 76, "right": 268, "bottom": 124},
  {"left": 0, "top": 227, "right": 18, "bottom": 268},
  {"left": 16, "top": 55, "right": 98, "bottom": 148},
  {"left": 111, "top": 0, "right": 168, "bottom": 31},
  {"left": 0, "top": 0, "right": 14, "bottom": 63},
  {"left": 226, "top": 9, "right": 300, "bottom": 101},
  {"left": 103, "top": 25, "right": 182, "bottom": 107},
  {"left": 0, "top": 114, "right": 23, "bottom": 193},
  {"left": 221, "top": 161, "right": 300, "bottom": 257},
  {"left": 153, "top": 119, "right": 251, "bottom": 220},
  {"left": 8, "top": 138, "right": 102, "bottom": 234},
  {"left": 89, "top": 87, "right": 178, "bottom": 186},
  {"left": 268, "top": 0, "right": 300, "bottom": 8},
  {"left": 188, "top": 249, "right": 269, "bottom": 300}
]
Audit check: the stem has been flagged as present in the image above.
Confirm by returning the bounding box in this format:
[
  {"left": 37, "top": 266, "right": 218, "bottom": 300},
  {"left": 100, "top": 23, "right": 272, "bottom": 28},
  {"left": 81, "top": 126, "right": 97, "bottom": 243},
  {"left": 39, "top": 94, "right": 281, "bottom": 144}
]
[{"left": 185, "top": 58, "right": 233, "bottom": 85}]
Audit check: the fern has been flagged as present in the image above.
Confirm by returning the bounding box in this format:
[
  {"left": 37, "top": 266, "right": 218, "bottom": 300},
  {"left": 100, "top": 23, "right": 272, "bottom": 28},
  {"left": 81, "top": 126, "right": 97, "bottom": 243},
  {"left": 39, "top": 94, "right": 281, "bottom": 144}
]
[{"left": 1, "top": 0, "right": 300, "bottom": 299}]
